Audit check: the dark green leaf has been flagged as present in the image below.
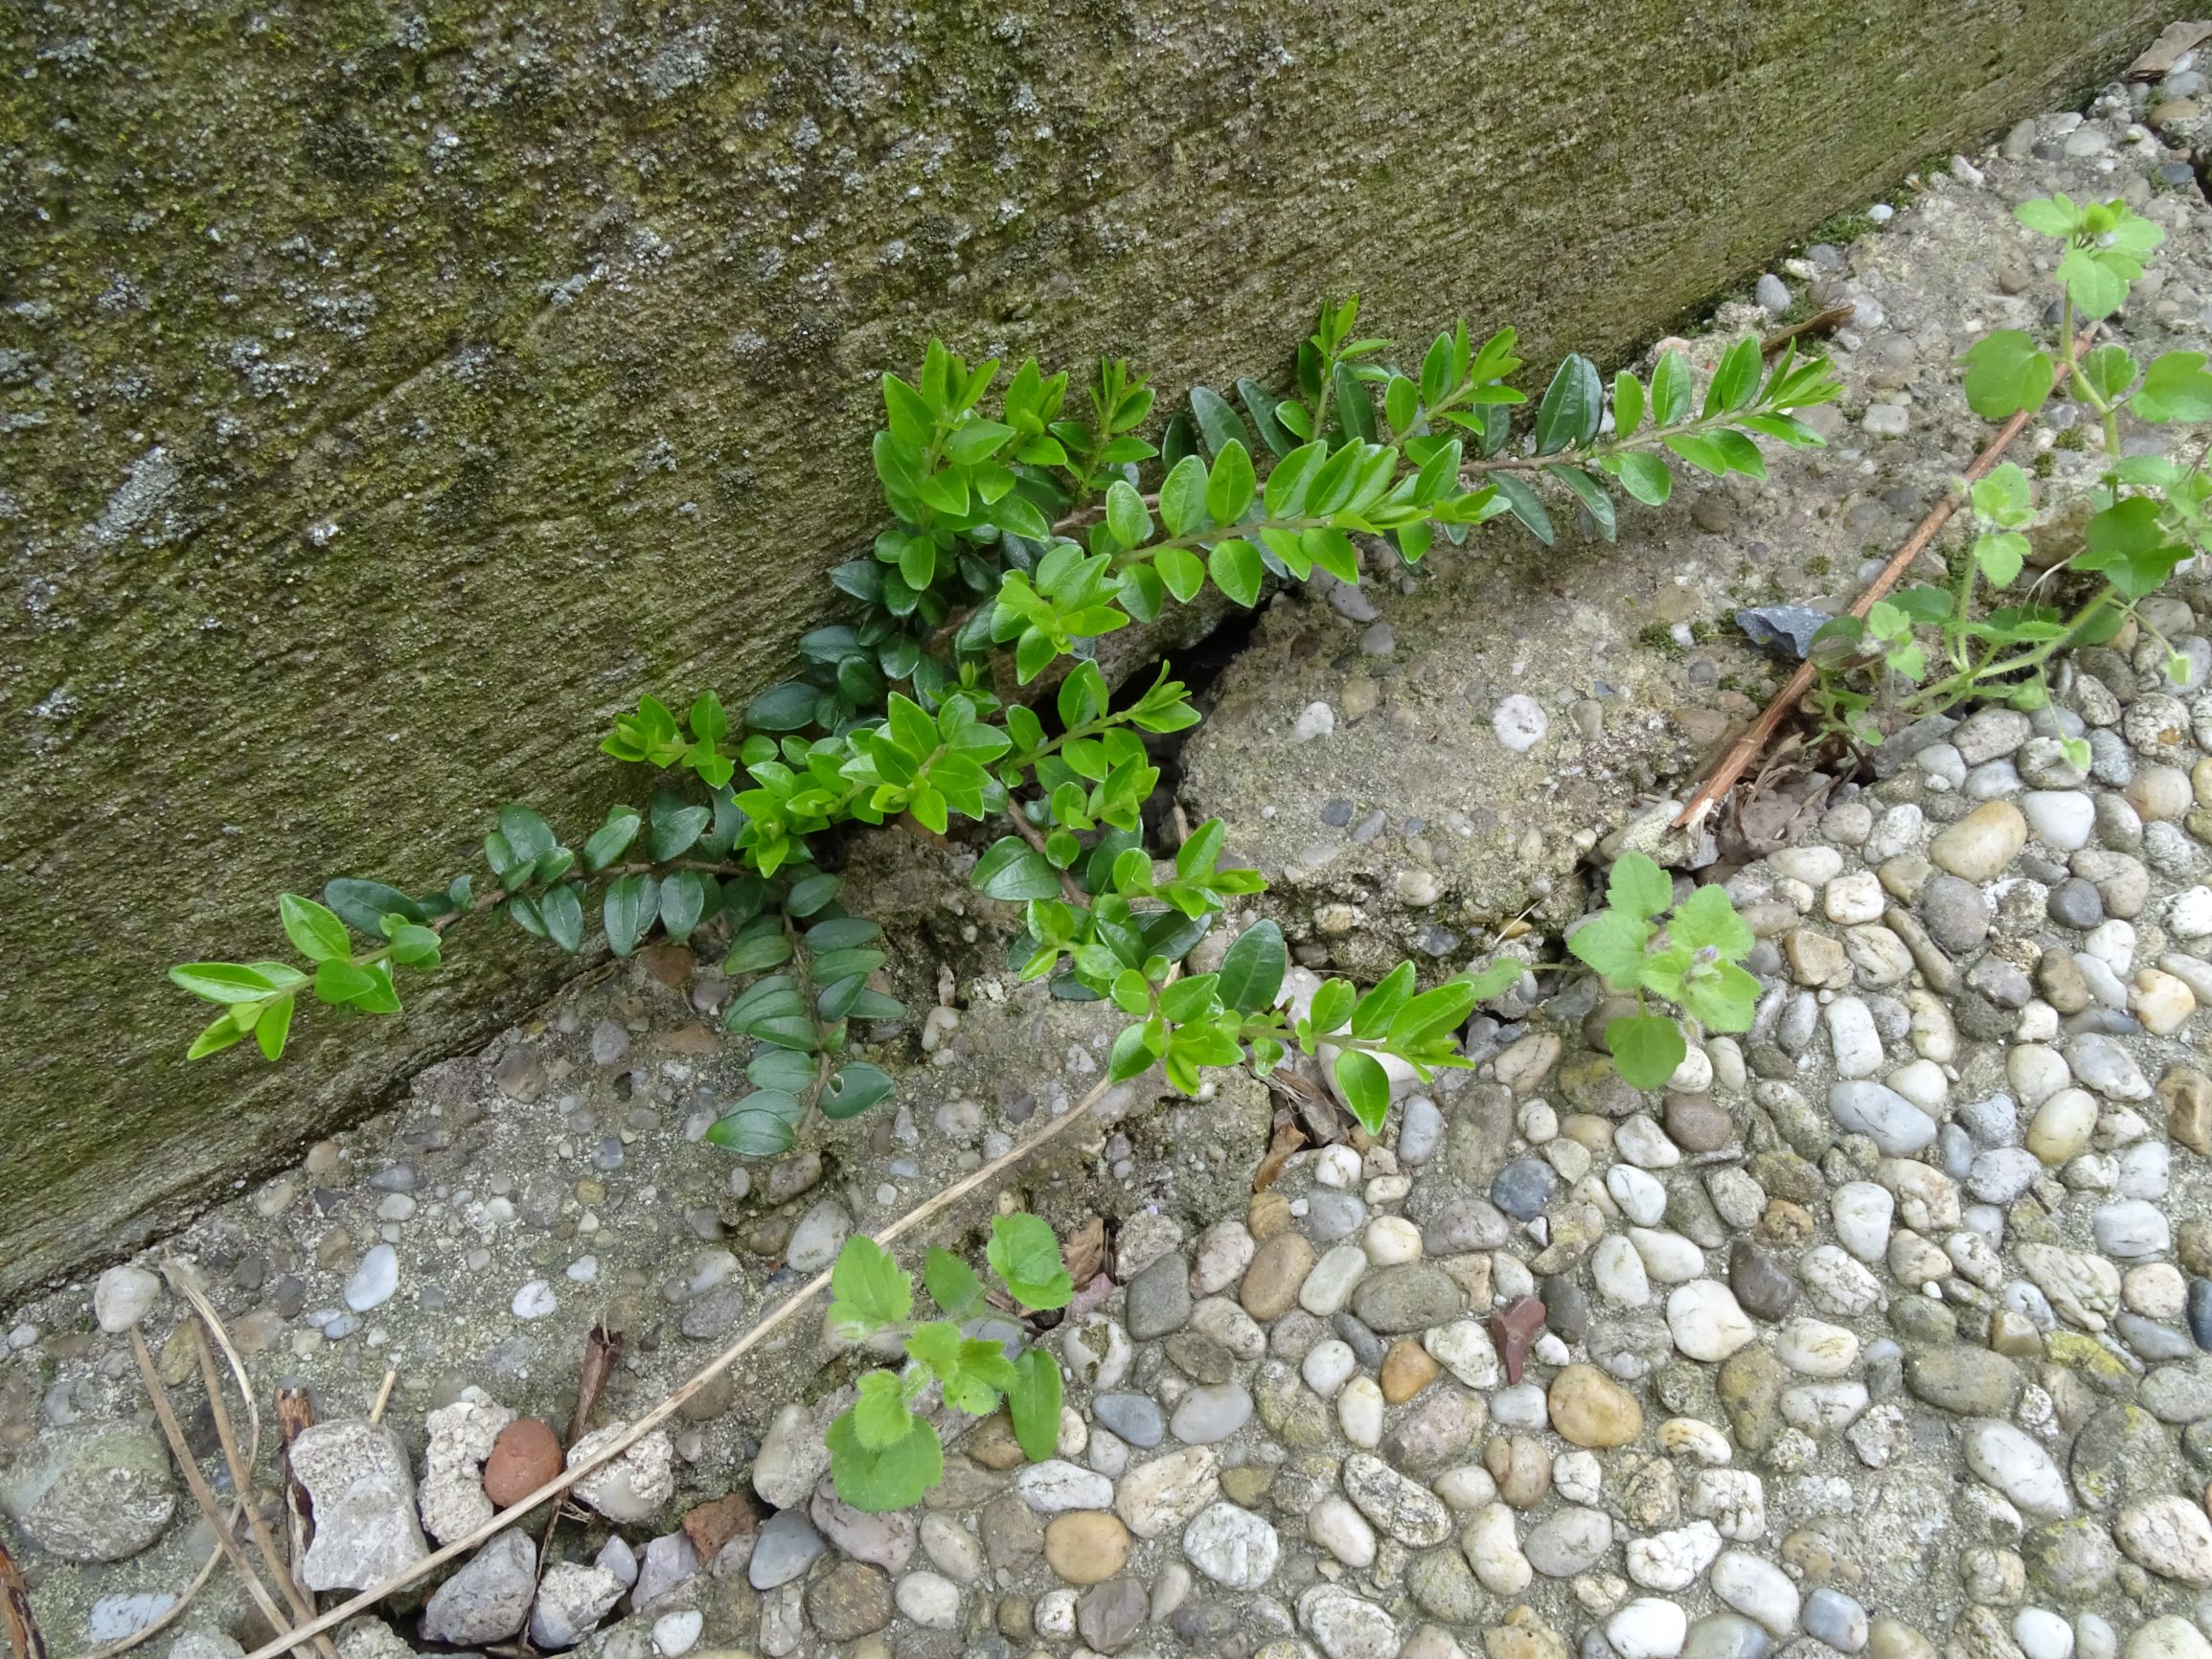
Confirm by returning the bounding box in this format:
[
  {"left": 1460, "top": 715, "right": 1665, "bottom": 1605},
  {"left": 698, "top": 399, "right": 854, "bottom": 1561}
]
[
  {"left": 973, "top": 836, "right": 1063, "bottom": 900},
  {"left": 1217, "top": 920, "right": 1288, "bottom": 1013},
  {"left": 823, "top": 1062, "right": 897, "bottom": 1120},
  {"left": 540, "top": 883, "right": 584, "bottom": 953},
  {"left": 705, "top": 1090, "right": 804, "bottom": 1155},
  {"left": 658, "top": 871, "right": 708, "bottom": 943},
  {"left": 746, "top": 681, "right": 820, "bottom": 732},
  {"left": 324, "top": 879, "right": 427, "bottom": 938},
  {"left": 1533, "top": 354, "right": 1602, "bottom": 454},
  {"left": 604, "top": 873, "right": 658, "bottom": 957}
]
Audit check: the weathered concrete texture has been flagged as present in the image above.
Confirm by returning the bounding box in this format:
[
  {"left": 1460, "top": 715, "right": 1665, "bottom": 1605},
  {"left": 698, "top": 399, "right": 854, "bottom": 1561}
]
[{"left": 0, "top": 0, "right": 2173, "bottom": 1297}]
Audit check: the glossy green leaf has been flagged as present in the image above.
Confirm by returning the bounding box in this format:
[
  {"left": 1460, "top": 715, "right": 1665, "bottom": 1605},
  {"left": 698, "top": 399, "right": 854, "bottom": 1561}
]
[
  {"left": 822, "top": 1062, "right": 897, "bottom": 1120},
  {"left": 1333, "top": 1049, "right": 1391, "bottom": 1135},
  {"left": 1218, "top": 920, "right": 1288, "bottom": 1013}
]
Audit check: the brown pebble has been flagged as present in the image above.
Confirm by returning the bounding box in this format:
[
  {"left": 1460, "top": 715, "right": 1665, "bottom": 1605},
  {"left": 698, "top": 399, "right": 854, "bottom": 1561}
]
[
  {"left": 1380, "top": 1340, "right": 1440, "bottom": 1404},
  {"left": 1043, "top": 1511, "right": 1130, "bottom": 1584},
  {"left": 483, "top": 1417, "right": 562, "bottom": 1507},
  {"left": 1487, "top": 1293, "right": 1547, "bottom": 1385}
]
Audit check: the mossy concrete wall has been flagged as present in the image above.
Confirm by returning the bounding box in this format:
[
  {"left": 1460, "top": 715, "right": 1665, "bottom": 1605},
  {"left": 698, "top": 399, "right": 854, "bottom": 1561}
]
[{"left": 0, "top": 0, "right": 2170, "bottom": 1299}]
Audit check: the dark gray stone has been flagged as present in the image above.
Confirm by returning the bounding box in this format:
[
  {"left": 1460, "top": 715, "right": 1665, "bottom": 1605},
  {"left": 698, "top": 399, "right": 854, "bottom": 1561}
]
[
  {"left": 1125, "top": 1250, "right": 1192, "bottom": 1341},
  {"left": 1490, "top": 1158, "right": 1555, "bottom": 1220}
]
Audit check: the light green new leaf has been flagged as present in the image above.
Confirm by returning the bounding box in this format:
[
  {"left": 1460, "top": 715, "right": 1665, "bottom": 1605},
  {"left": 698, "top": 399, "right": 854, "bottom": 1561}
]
[
  {"left": 1960, "top": 330, "right": 2055, "bottom": 421},
  {"left": 1607, "top": 1012, "right": 1688, "bottom": 1090},
  {"left": 171, "top": 962, "right": 281, "bottom": 1005},
  {"left": 1008, "top": 1348, "right": 1063, "bottom": 1462},
  {"left": 829, "top": 1237, "right": 913, "bottom": 1333},
  {"left": 1565, "top": 909, "right": 1652, "bottom": 989},
  {"left": 1207, "top": 441, "right": 1257, "bottom": 524},
  {"left": 2132, "top": 352, "right": 2212, "bottom": 423},
  {"left": 255, "top": 994, "right": 294, "bottom": 1060},
  {"left": 1973, "top": 531, "right": 2027, "bottom": 587},
  {"left": 851, "top": 1370, "right": 915, "bottom": 1450},
  {"left": 1669, "top": 883, "right": 1754, "bottom": 961},
  {"left": 1157, "top": 455, "right": 1209, "bottom": 536},
  {"left": 279, "top": 895, "right": 352, "bottom": 964},
  {"left": 987, "top": 1214, "right": 1073, "bottom": 1310},
  {"left": 1106, "top": 480, "right": 1152, "bottom": 547},
  {"left": 1606, "top": 851, "right": 1673, "bottom": 920},
  {"left": 1207, "top": 539, "right": 1264, "bottom": 607},
  {"left": 1678, "top": 960, "right": 1761, "bottom": 1033},
  {"left": 827, "top": 1411, "right": 942, "bottom": 1512},
  {"left": 924, "top": 1247, "right": 983, "bottom": 1319}
]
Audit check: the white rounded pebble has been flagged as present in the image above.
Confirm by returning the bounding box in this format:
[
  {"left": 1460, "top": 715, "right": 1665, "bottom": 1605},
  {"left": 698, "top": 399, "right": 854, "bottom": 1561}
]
[
  {"left": 1666, "top": 1282, "right": 1759, "bottom": 1361},
  {"left": 1493, "top": 695, "right": 1549, "bottom": 753},
  {"left": 1830, "top": 1183, "right": 1894, "bottom": 1262},
  {"left": 1593, "top": 1236, "right": 1653, "bottom": 1307},
  {"left": 344, "top": 1245, "right": 399, "bottom": 1312},
  {"left": 1607, "top": 1597, "right": 1689, "bottom": 1659},
  {"left": 1307, "top": 1495, "right": 1377, "bottom": 1567},
  {"left": 512, "top": 1280, "right": 558, "bottom": 1320},
  {"left": 1965, "top": 1420, "right": 2073, "bottom": 1519},
  {"left": 1298, "top": 1245, "right": 1370, "bottom": 1316},
  {"left": 1337, "top": 1375, "right": 1384, "bottom": 1448},
  {"left": 94, "top": 1266, "right": 161, "bottom": 1333},
  {"left": 2169, "top": 888, "right": 2212, "bottom": 938},
  {"left": 1710, "top": 1549, "right": 1801, "bottom": 1635},
  {"left": 650, "top": 1611, "right": 702, "bottom": 1657},
  {"left": 895, "top": 1570, "right": 961, "bottom": 1628},
  {"left": 1301, "top": 1339, "right": 1357, "bottom": 1398},
  {"left": 1607, "top": 1166, "right": 1667, "bottom": 1227},
  {"left": 1362, "top": 1216, "right": 1422, "bottom": 1265},
  {"left": 2015, "top": 1608, "right": 2073, "bottom": 1659}
]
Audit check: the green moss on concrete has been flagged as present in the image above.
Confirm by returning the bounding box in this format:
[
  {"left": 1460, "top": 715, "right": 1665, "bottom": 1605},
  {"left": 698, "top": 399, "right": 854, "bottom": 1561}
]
[{"left": 0, "top": 0, "right": 2176, "bottom": 1299}]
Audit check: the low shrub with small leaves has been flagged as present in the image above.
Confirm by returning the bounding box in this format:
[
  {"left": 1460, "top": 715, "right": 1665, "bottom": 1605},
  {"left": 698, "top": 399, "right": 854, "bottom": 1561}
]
[
  {"left": 173, "top": 295, "right": 1839, "bottom": 1117},
  {"left": 1813, "top": 194, "right": 2212, "bottom": 742}
]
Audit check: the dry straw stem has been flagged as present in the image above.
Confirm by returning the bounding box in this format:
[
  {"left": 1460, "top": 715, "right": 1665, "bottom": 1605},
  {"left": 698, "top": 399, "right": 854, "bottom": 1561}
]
[
  {"left": 127, "top": 1332, "right": 314, "bottom": 1659},
  {"left": 1675, "top": 325, "right": 2098, "bottom": 831},
  {"left": 233, "top": 1066, "right": 1131, "bottom": 1659}
]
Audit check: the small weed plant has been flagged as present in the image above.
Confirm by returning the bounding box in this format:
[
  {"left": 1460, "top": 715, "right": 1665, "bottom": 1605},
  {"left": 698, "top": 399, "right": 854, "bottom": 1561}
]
[
  {"left": 820, "top": 1216, "right": 1070, "bottom": 1510},
  {"left": 1812, "top": 194, "right": 2212, "bottom": 745},
  {"left": 170, "top": 298, "right": 1834, "bottom": 1500},
  {"left": 1564, "top": 851, "right": 1760, "bottom": 1088}
]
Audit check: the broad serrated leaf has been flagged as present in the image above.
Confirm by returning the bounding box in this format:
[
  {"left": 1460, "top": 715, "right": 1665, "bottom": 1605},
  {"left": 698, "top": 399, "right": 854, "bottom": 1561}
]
[
  {"left": 827, "top": 1411, "right": 943, "bottom": 1511},
  {"left": 829, "top": 1236, "right": 912, "bottom": 1331},
  {"left": 1607, "top": 852, "right": 1674, "bottom": 920},
  {"left": 1607, "top": 1012, "right": 1688, "bottom": 1090},
  {"left": 987, "top": 1213, "right": 1072, "bottom": 1310},
  {"left": 924, "top": 1247, "right": 983, "bottom": 1318}
]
